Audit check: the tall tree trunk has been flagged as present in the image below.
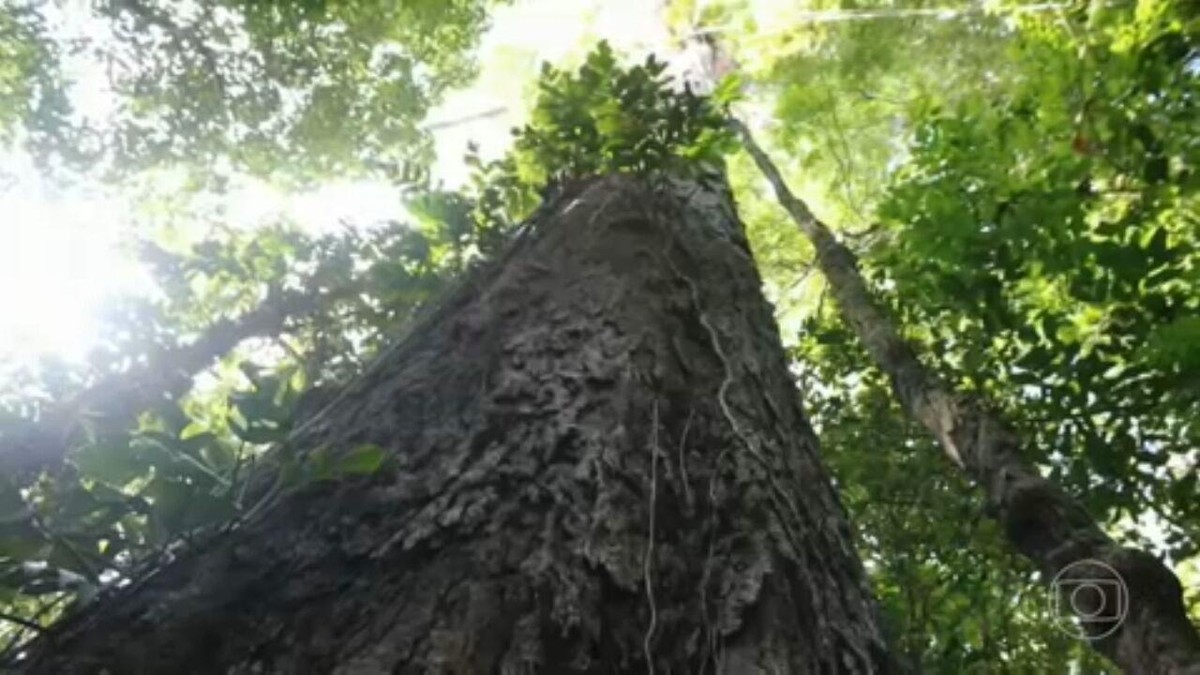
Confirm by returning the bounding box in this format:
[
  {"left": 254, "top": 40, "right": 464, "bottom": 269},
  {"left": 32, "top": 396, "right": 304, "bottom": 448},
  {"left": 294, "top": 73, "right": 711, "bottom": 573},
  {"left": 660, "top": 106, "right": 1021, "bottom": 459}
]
[
  {"left": 22, "top": 175, "right": 894, "bottom": 674},
  {"left": 731, "top": 118, "right": 1200, "bottom": 675}
]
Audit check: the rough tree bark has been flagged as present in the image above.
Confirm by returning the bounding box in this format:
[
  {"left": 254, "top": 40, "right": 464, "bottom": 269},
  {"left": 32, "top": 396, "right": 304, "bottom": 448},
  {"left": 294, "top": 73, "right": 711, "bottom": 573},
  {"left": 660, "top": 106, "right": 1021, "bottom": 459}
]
[
  {"left": 731, "top": 118, "right": 1200, "bottom": 675},
  {"left": 21, "top": 175, "right": 894, "bottom": 673}
]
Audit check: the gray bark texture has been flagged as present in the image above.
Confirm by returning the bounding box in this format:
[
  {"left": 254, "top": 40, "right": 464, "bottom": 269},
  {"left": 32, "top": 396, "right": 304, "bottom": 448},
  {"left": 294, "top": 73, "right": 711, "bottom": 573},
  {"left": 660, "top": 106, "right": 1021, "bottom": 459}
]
[
  {"left": 731, "top": 117, "right": 1200, "bottom": 675},
  {"left": 21, "top": 175, "right": 894, "bottom": 673}
]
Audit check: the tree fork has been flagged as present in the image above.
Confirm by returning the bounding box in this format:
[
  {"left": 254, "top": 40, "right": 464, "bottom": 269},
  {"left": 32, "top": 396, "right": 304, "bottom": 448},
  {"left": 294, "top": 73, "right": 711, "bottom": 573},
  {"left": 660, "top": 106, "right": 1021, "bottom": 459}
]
[
  {"left": 21, "top": 175, "right": 894, "bottom": 673},
  {"left": 731, "top": 117, "right": 1200, "bottom": 674}
]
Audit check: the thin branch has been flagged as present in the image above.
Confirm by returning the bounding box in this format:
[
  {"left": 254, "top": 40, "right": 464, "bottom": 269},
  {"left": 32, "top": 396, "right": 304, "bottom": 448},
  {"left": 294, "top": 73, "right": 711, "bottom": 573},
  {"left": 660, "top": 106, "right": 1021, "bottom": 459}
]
[
  {"left": 0, "top": 592, "right": 71, "bottom": 666},
  {"left": 686, "top": 2, "right": 1105, "bottom": 37},
  {"left": 0, "top": 612, "right": 44, "bottom": 634},
  {"left": 0, "top": 287, "right": 341, "bottom": 477},
  {"left": 422, "top": 106, "right": 509, "bottom": 131}
]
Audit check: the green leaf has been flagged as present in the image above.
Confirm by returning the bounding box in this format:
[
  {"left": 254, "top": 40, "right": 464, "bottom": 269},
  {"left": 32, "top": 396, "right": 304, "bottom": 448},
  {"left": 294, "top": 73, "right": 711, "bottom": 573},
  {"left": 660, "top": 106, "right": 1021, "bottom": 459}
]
[
  {"left": 71, "top": 443, "right": 148, "bottom": 488},
  {"left": 336, "top": 444, "right": 388, "bottom": 477},
  {"left": 180, "top": 421, "right": 209, "bottom": 441},
  {"left": 712, "top": 74, "right": 744, "bottom": 106}
]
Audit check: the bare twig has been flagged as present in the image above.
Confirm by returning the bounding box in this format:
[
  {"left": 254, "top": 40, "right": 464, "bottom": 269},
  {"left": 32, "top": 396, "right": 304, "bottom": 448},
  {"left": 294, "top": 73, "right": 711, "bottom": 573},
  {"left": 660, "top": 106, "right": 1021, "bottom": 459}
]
[
  {"left": 0, "top": 612, "right": 44, "bottom": 634},
  {"left": 0, "top": 594, "right": 68, "bottom": 665}
]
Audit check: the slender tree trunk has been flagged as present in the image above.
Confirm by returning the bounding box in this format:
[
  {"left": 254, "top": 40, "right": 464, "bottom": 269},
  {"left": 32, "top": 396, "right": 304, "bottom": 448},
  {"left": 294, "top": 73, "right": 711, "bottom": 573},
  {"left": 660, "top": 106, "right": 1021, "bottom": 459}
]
[
  {"left": 22, "top": 175, "right": 894, "bottom": 673},
  {"left": 731, "top": 118, "right": 1200, "bottom": 675}
]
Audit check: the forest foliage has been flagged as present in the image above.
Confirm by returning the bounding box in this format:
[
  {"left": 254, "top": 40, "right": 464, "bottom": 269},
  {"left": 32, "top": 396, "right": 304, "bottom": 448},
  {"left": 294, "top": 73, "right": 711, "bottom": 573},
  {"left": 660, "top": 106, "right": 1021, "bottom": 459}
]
[{"left": 0, "top": 0, "right": 1196, "bottom": 672}]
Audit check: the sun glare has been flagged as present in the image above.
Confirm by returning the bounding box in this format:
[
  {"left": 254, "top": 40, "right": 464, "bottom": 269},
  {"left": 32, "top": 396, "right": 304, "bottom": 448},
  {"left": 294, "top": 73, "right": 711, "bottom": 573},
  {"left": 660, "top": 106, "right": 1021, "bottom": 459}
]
[
  {"left": 0, "top": 0, "right": 668, "bottom": 369},
  {"left": 0, "top": 177, "right": 129, "bottom": 365}
]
